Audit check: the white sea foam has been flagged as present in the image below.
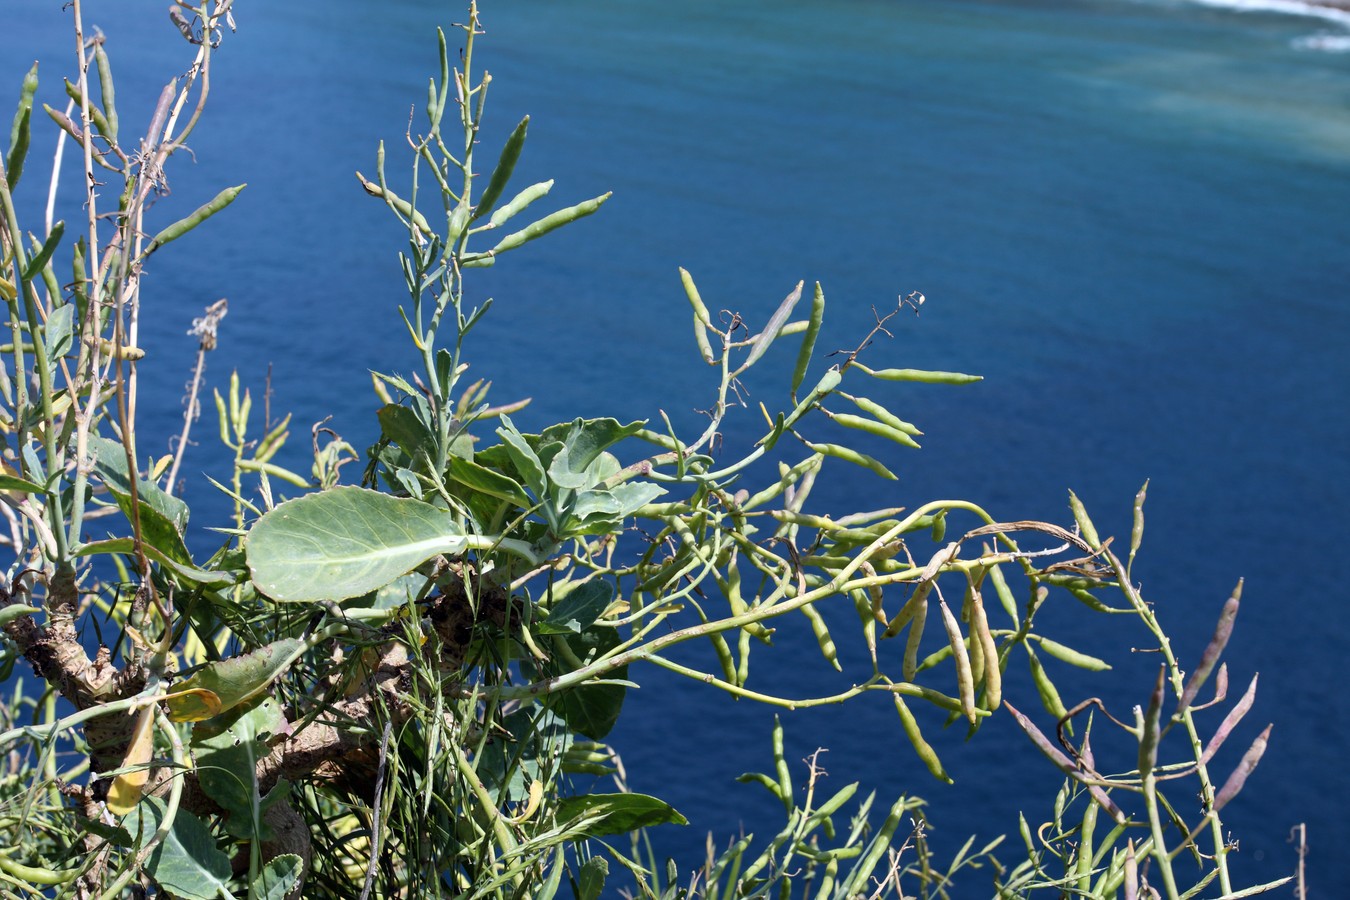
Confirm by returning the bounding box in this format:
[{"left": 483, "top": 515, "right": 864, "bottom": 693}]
[
  {"left": 1181, "top": 0, "right": 1350, "bottom": 50},
  {"left": 1186, "top": 0, "right": 1350, "bottom": 27},
  {"left": 1291, "top": 31, "right": 1350, "bottom": 48}
]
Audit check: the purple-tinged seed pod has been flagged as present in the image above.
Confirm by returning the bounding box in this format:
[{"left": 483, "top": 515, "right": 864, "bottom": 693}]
[
  {"left": 1124, "top": 840, "right": 1139, "bottom": 900},
  {"left": 1138, "top": 666, "right": 1166, "bottom": 777},
  {"left": 1202, "top": 673, "right": 1259, "bottom": 766},
  {"left": 1214, "top": 724, "right": 1273, "bottom": 811},
  {"left": 1004, "top": 701, "right": 1126, "bottom": 824},
  {"left": 1178, "top": 580, "right": 1242, "bottom": 715}
]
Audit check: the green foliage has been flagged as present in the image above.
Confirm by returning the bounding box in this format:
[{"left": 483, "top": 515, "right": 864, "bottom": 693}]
[{"left": 0, "top": 2, "right": 1294, "bottom": 899}]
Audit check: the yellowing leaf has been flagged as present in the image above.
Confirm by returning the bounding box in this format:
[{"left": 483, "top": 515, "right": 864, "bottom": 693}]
[{"left": 106, "top": 705, "right": 155, "bottom": 816}]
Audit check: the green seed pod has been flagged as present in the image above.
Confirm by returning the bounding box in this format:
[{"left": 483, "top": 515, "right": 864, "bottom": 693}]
[
  {"left": 985, "top": 560, "right": 1018, "bottom": 624},
  {"left": 800, "top": 601, "right": 840, "bottom": 672},
  {"left": 6, "top": 62, "right": 39, "bottom": 188},
  {"left": 487, "top": 179, "right": 553, "bottom": 229},
  {"left": 1129, "top": 479, "right": 1149, "bottom": 574},
  {"left": 790, "top": 282, "right": 825, "bottom": 399},
  {"left": 892, "top": 695, "right": 952, "bottom": 783},
  {"left": 930, "top": 510, "right": 947, "bottom": 543},
  {"left": 939, "top": 599, "right": 977, "bottom": 724},
  {"left": 491, "top": 192, "right": 611, "bottom": 254},
  {"left": 971, "top": 594, "right": 1001, "bottom": 710},
  {"left": 472, "top": 115, "right": 528, "bottom": 222},
  {"left": 903, "top": 597, "right": 927, "bottom": 682},
  {"left": 62, "top": 78, "right": 113, "bottom": 143},
  {"left": 94, "top": 44, "right": 117, "bottom": 144},
  {"left": 771, "top": 716, "right": 792, "bottom": 812},
  {"left": 1067, "top": 490, "right": 1101, "bottom": 550},
  {"left": 1026, "top": 645, "right": 1068, "bottom": 721},
  {"left": 1035, "top": 635, "right": 1111, "bottom": 672},
  {"left": 829, "top": 412, "right": 921, "bottom": 449},
  {"left": 852, "top": 588, "right": 878, "bottom": 668},
  {"left": 43, "top": 103, "right": 84, "bottom": 143},
  {"left": 857, "top": 364, "right": 982, "bottom": 385},
  {"left": 844, "top": 393, "right": 922, "bottom": 436},
  {"left": 806, "top": 442, "right": 896, "bottom": 480},
  {"left": 355, "top": 171, "right": 434, "bottom": 233},
  {"left": 883, "top": 580, "right": 930, "bottom": 640},
  {"left": 145, "top": 184, "right": 246, "bottom": 256},
  {"left": 679, "top": 267, "right": 716, "bottom": 358}
]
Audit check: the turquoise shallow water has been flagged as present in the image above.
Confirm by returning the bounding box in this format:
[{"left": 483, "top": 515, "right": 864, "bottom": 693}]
[{"left": 4, "top": 0, "right": 1349, "bottom": 891}]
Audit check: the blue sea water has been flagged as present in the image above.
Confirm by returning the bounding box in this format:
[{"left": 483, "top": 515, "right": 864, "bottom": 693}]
[{"left": 4, "top": 0, "right": 1349, "bottom": 893}]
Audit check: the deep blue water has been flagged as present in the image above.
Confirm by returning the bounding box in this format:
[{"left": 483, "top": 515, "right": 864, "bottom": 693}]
[{"left": 4, "top": 0, "right": 1349, "bottom": 893}]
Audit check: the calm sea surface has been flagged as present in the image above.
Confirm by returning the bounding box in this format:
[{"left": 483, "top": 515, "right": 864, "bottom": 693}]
[{"left": 5, "top": 0, "right": 1349, "bottom": 892}]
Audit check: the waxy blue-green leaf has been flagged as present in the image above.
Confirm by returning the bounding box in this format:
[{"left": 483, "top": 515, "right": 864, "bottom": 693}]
[
  {"left": 123, "top": 798, "right": 234, "bottom": 900},
  {"left": 445, "top": 455, "right": 532, "bottom": 508},
  {"left": 539, "top": 418, "right": 647, "bottom": 473},
  {"left": 246, "top": 486, "right": 466, "bottom": 602},
  {"left": 251, "top": 855, "right": 303, "bottom": 900},
  {"left": 538, "top": 579, "right": 615, "bottom": 635},
  {"left": 191, "top": 696, "right": 289, "bottom": 838}
]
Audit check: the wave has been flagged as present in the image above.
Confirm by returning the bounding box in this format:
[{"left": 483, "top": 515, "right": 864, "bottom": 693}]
[
  {"left": 1184, "top": 0, "right": 1350, "bottom": 27},
  {"left": 1180, "top": 0, "right": 1350, "bottom": 50}
]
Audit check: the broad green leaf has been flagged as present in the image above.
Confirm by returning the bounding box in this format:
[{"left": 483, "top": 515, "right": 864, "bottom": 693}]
[
  {"left": 192, "top": 697, "right": 288, "bottom": 838},
  {"left": 246, "top": 486, "right": 466, "bottom": 602},
  {"left": 577, "top": 856, "right": 608, "bottom": 900},
  {"left": 88, "top": 434, "right": 189, "bottom": 533},
  {"left": 540, "top": 418, "right": 646, "bottom": 473},
  {"left": 123, "top": 798, "right": 234, "bottom": 900},
  {"left": 557, "top": 793, "right": 687, "bottom": 838},
  {"left": 610, "top": 481, "right": 666, "bottom": 516},
  {"left": 546, "top": 626, "right": 627, "bottom": 740},
  {"left": 538, "top": 580, "right": 614, "bottom": 635},
  {"left": 445, "top": 455, "right": 532, "bottom": 508},
  {"left": 497, "top": 416, "right": 546, "bottom": 495},
  {"left": 43, "top": 302, "right": 74, "bottom": 361},
  {"left": 377, "top": 403, "right": 433, "bottom": 460},
  {"left": 168, "top": 639, "right": 304, "bottom": 722},
  {"left": 251, "top": 854, "right": 303, "bottom": 900}
]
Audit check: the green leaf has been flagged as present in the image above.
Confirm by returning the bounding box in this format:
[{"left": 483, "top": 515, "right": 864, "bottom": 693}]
[
  {"left": 89, "top": 434, "right": 188, "bottom": 528},
  {"left": 445, "top": 455, "right": 532, "bottom": 508},
  {"left": 74, "top": 539, "right": 234, "bottom": 586},
  {"left": 43, "top": 302, "right": 74, "bottom": 362},
  {"left": 123, "top": 798, "right": 235, "bottom": 900},
  {"left": 88, "top": 434, "right": 189, "bottom": 532},
  {"left": 540, "top": 418, "right": 647, "bottom": 473},
  {"left": 497, "top": 416, "right": 546, "bottom": 495},
  {"left": 251, "top": 854, "right": 303, "bottom": 900},
  {"left": 377, "top": 403, "right": 433, "bottom": 460},
  {"left": 246, "top": 486, "right": 466, "bottom": 602},
  {"left": 576, "top": 856, "right": 608, "bottom": 900},
  {"left": 170, "top": 640, "right": 304, "bottom": 722},
  {"left": 557, "top": 793, "right": 687, "bottom": 838},
  {"left": 0, "top": 471, "right": 44, "bottom": 494},
  {"left": 546, "top": 626, "right": 627, "bottom": 740},
  {"left": 539, "top": 580, "right": 614, "bottom": 635},
  {"left": 191, "top": 697, "right": 289, "bottom": 838}
]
